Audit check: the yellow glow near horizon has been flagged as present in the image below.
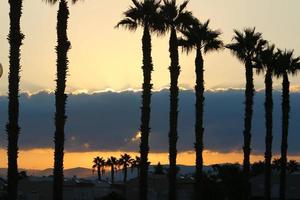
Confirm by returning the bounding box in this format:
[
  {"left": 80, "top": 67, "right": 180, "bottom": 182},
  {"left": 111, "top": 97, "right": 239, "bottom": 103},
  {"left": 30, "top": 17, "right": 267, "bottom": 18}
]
[{"left": 0, "top": 148, "right": 299, "bottom": 170}]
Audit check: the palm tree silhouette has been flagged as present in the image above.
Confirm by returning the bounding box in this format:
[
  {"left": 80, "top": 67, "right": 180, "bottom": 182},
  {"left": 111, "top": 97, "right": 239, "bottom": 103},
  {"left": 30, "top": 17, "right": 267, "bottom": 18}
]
[
  {"left": 119, "top": 154, "right": 134, "bottom": 183},
  {"left": 92, "top": 156, "right": 106, "bottom": 181},
  {"left": 6, "top": 0, "right": 24, "bottom": 199},
  {"left": 259, "top": 44, "right": 278, "bottom": 200},
  {"left": 274, "top": 49, "right": 300, "bottom": 200},
  {"left": 43, "top": 0, "right": 80, "bottom": 199},
  {"left": 178, "top": 20, "right": 223, "bottom": 199},
  {"left": 106, "top": 156, "right": 119, "bottom": 184},
  {"left": 116, "top": 1, "right": 163, "bottom": 199},
  {"left": 159, "top": 1, "right": 197, "bottom": 199},
  {"left": 131, "top": 156, "right": 141, "bottom": 177},
  {"left": 226, "top": 28, "right": 266, "bottom": 200}
]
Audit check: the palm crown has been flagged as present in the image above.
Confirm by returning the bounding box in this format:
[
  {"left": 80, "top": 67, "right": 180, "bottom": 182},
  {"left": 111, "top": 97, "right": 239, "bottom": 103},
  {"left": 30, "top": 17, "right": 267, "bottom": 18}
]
[
  {"left": 116, "top": 0, "right": 163, "bottom": 33},
  {"left": 92, "top": 156, "right": 105, "bottom": 169},
  {"left": 159, "top": 0, "right": 197, "bottom": 31},
  {"left": 119, "top": 154, "right": 134, "bottom": 168},
  {"left": 274, "top": 49, "right": 300, "bottom": 77},
  {"left": 178, "top": 20, "right": 223, "bottom": 54},
  {"left": 227, "top": 28, "right": 267, "bottom": 66}
]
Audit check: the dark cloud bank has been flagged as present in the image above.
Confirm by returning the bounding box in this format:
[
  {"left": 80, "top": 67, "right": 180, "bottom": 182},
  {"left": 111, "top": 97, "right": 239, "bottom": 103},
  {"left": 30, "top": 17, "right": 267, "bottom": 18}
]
[{"left": 0, "top": 89, "right": 300, "bottom": 155}]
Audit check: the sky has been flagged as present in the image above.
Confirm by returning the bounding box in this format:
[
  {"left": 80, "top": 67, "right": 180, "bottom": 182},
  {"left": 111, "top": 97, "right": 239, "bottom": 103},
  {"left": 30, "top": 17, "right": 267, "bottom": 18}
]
[{"left": 0, "top": 0, "right": 300, "bottom": 169}]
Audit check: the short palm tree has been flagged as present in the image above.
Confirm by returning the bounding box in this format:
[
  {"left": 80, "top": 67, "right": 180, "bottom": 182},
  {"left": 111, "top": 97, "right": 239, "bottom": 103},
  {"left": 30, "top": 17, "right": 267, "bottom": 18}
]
[
  {"left": 178, "top": 20, "right": 223, "bottom": 199},
  {"left": 116, "top": 1, "right": 163, "bottom": 199},
  {"left": 159, "top": 1, "right": 197, "bottom": 199},
  {"left": 274, "top": 49, "right": 300, "bottom": 200},
  {"left": 131, "top": 156, "right": 141, "bottom": 177},
  {"left": 92, "top": 156, "right": 106, "bottom": 181},
  {"left": 259, "top": 44, "right": 278, "bottom": 200},
  {"left": 106, "top": 156, "right": 119, "bottom": 184},
  {"left": 226, "top": 28, "right": 267, "bottom": 199},
  {"left": 43, "top": 0, "right": 80, "bottom": 199},
  {"left": 119, "top": 154, "right": 134, "bottom": 183},
  {"left": 6, "top": 0, "right": 24, "bottom": 199}
]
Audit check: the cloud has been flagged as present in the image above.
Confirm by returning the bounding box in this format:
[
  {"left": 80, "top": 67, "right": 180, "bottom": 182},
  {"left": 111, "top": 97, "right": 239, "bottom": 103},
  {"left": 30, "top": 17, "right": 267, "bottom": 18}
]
[{"left": 0, "top": 89, "right": 300, "bottom": 155}]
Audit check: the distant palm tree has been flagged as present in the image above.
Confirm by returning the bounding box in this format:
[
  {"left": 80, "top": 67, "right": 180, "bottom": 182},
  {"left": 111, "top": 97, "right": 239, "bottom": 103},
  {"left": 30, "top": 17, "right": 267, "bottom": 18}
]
[
  {"left": 119, "top": 154, "right": 134, "bottom": 183},
  {"left": 259, "top": 44, "right": 278, "bottom": 200},
  {"left": 178, "top": 20, "right": 223, "bottom": 199},
  {"left": 131, "top": 156, "right": 141, "bottom": 177},
  {"left": 226, "top": 28, "right": 267, "bottom": 200},
  {"left": 274, "top": 49, "right": 300, "bottom": 200},
  {"left": 106, "top": 156, "right": 119, "bottom": 184},
  {"left": 159, "top": 1, "right": 197, "bottom": 199},
  {"left": 43, "top": 0, "right": 80, "bottom": 199},
  {"left": 116, "top": 1, "right": 163, "bottom": 199},
  {"left": 6, "top": 0, "right": 24, "bottom": 199},
  {"left": 92, "top": 156, "right": 106, "bottom": 181}
]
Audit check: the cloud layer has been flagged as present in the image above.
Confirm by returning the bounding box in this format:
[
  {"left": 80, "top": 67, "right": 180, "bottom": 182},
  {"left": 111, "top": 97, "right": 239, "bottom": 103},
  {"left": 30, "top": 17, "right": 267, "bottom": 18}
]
[{"left": 0, "top": 89, "right": 300, "bottom": 155}]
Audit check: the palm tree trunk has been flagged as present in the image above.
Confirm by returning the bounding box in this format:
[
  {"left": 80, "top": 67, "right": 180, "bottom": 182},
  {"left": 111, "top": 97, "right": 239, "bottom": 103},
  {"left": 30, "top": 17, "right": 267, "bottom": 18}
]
[
  {"left": 139, "top": 24, "right": 153, "bottom": 200},
  {"left": 7, "top": 0, "right": 23, "bottom": 199},
  {"left": 280, "top": 72, "right": 290, "bottom": 200},
  {"left": 53, "top": 1, "right": 70, "bottom": 199},
  {"left": 124, "top": 166, "right": 127, "bottom": 183},
  {"left": 97, "top": 166, "right": 101, "bottom": 181},
  {"left": 264, "top": 68, "right": 273, "bottom": 200},
  {"left": 168, "top": 27, "right": 179, "bottom": 200},
  {"left": 111, "top": 165, "right": 115, "bottom": 184},
  {"left": 243, "top": 61, "right": 254, "bottom": 200},
  {"left": 194, "top": 47, "right": 204, "bottom": 200}
]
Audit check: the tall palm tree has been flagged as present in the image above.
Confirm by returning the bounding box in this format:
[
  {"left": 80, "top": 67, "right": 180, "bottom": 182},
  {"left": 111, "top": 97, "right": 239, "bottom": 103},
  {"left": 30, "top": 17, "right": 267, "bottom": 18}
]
[
  {"left": 119, "top": 154, "right": 134, "bottom": 183},
  {"left": 44, "top": 0, "right": 80, "bottom": 199},
  {"left": 159, "top": 1, "right": 197, "bottom": 199},
  {"left": 106, "top": 156, "right": 119, "bottom": 184},
  {"left": 178, "top": 20, "right": 223, "bottom": 199},
  {"left": 274, "top": 49, "right": 300, "bottom": 200},
  {"left": 116, "top": 1, "right": 163, "bottom": 199},
  {"left": 7, "top": 0, "right": 24, "bottom": 199},
  {"left": 259, "top": 44, "right": 278, "bottom": 200},
  {"left": 92, "top": 156, "right": 106, "bottom": 181},
  {"left": 226, "top": 28, "right": 267, "bottom": 200}
]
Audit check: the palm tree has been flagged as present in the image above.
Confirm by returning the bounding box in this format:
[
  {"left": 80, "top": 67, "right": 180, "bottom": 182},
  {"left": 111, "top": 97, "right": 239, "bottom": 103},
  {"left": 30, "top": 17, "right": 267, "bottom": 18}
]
[
  {"left": 131, "top": 156, "right": 141, "bottom": 177},
  {"left": 6, "top": 0, "right": 24, "bottom": 199},
  {"left": 116, "top": 1, "right": 163, "bottom": 199},
  {"left": 159, "top": 1, "right": 197, "bottom": 199},
  {"left": 178, "top": 20, "right": 223, "bottom": 199},
  {"left": 274, "top": 49, "right": 300, "bottom": 200},
  {"left": 92, "top": 156, "right": 106, "bottom": 181},
  {"left": 226, "top": 28, "right": 267, "bottom": 200},
  {"left": 44, "top": 0, "right": 80, "bottom": 199},
  {"left": 106, "top": 156, "right": 119, "bottom": 184},
  {"left": 119, "top": 154, "right": 134, "bottom": 183},
  {"left": 259, "top": 44, "right": 278, "bottom": 200}
]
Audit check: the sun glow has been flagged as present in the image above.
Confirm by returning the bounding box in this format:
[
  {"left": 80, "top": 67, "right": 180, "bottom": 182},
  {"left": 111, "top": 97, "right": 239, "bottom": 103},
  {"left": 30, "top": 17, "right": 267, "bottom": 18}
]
[{"left": 0, "top": 148, "right": 299, "bottom": 170}]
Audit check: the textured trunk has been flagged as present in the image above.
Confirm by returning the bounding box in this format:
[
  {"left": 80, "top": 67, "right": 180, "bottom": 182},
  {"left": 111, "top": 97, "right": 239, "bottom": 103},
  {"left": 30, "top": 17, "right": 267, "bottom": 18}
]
[
  {"left": 194, "top": 47, "right": 204, "bottom": 200},
  {"left": 279, "top": 73, "right": 290, "bottom": 200},
  {"left": 243, "top": 61, "right": 254, "bottom": 200},
  {"left": 139, "top": 24, "right": 153, "bottom": 200},
  {"left": 53, "top": 1, "right": 70, "bottom": 200},
  {"left": 97, "top": 166, "right": 101, "bottom": 181},
  {"left": 111, "top": 165, "right": 115, "bottom": 184},
  {"left": 168, "top": 27, "right": 179, "bottom": 200},
  {"left": 124, "top": 165, "right": 128, "bottom": 183},
  {"left": 7, "top": 0, "right": 23, "bottom": 199},
  {"left": 264, "top": 68, "right": 273, "bottom": 200}
]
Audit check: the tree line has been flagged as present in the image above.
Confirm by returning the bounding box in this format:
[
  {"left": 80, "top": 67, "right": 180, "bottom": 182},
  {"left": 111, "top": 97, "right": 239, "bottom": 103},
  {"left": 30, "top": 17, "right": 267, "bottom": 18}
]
[
  {"left": 4, "top": 0, "right": 300, "bottom": 200},
  {"left": 92, "top": 154, "right": 140, "bottom": 184}
]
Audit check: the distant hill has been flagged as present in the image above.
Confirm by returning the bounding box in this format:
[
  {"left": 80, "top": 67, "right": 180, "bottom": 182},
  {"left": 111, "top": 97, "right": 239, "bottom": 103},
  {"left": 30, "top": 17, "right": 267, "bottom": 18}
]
[{"left": 0, "top": 165, "right": 213, "bottom": 181}]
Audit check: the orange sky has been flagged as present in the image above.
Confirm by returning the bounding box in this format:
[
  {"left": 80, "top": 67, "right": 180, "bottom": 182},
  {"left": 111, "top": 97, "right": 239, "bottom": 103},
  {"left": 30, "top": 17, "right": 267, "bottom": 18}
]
[{"left": 0, "top": 148, "right": 299, "bottom": 170}]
